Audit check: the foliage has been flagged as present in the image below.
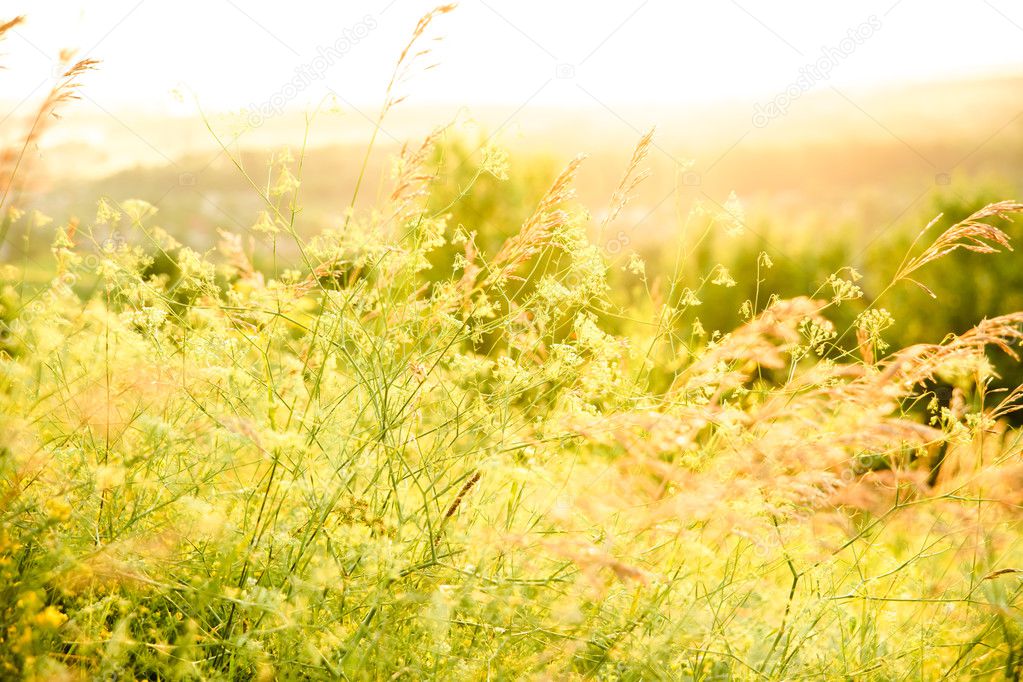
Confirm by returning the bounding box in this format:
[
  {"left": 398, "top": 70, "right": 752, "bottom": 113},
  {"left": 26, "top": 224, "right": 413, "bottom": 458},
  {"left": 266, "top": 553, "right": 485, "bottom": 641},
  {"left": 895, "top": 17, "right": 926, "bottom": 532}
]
[{"left": 5, "top": 9, "right": 1023, "bottom": 681}]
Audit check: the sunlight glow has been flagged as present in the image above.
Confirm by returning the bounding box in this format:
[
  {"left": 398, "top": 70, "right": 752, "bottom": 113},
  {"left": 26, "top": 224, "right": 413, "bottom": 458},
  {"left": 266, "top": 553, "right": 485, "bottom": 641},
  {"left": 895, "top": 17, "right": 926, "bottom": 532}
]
[{"left": 3, "top": 1, "right": 1022, "bottom": 115}]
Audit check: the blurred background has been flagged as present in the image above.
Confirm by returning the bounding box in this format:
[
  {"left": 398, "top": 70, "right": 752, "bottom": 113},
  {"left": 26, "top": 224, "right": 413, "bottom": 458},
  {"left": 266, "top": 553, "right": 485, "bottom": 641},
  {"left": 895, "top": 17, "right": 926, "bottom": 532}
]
[{"left": 4, "top": 1, "right": 1023, "bottom": 371}]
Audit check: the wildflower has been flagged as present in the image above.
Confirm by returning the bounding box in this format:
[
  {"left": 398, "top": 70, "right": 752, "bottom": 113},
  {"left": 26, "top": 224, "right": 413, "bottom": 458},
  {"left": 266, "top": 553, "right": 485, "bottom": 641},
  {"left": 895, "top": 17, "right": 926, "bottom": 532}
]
[
  {"left": 45, "top": 498, "right": 72, "bottom": 522},
  {"left": 51, "top": 225, "right": 81, "bottom": 272},
  {"left": 251, "top": 211, "right": 279, "bottom": 235},
  {"left": 678, "top": 288, "right": 702, "bottom": 306},
  {"left": 711, "top": 265, "right": 736, "bottom": 287},
  {"left": 536, "top": 276, "right": 572, "bottom": 307},
  {"left": 176, "top": 247, "right": 216, "bottom": 288},
  {"left": 451, "top": 225, "right": 469, "bottom": 245},
  {"left": 31, "top": 210, "right": 53, "bottom": 228},
  {"left": 965, "top": 411, "right": 996, "bottom": 433},
  {"left": 799, "top": 317, "right": 837, "bottom": 355},
  {"left": 936, "top": 351, "right": 994, "bottom": 389},
  {"left": 271, "top": 166, "right": 300, "bottom": 196},
  {"left": 856, "top": 308, "right": 895, "bottom": 352},
  {"left": 481, "top": 142, "right": 510, "bottom": 180},
  {"left": 121, "top": 199, "right": 157, "bottom": 222},
  {"left": 151, "top": 226, "right": 182, "bottom": 250},
  {"left": 720, "top": 191, "right": 745, "bottom": 236},
  {"left": 33, "top": 606, "right": 67, "bottom": 629},
  {"left": 827, "top": 272, "right": 862, "bottom": 305},
  {"left": 95, "top": 198, "right": 121, "bottom": 225},
  {"left": 624, "top": 251, "right": 646, "bottom": 276},
  {"left": 95, "top": 464, "right": 126, "bottom": 491},
  {"left": 128, "top": 306, "right": 168, "bottom": 334},
  {"left": 739, "top": 300, "right": 753, "bottom": 320}
]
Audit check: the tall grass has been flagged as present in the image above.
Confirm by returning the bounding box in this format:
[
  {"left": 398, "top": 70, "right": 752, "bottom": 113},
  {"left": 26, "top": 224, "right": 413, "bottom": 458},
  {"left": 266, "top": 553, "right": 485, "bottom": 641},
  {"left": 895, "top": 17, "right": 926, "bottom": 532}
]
[{"left": 5, "top": 8, "right": 1023, "bottom": 681}]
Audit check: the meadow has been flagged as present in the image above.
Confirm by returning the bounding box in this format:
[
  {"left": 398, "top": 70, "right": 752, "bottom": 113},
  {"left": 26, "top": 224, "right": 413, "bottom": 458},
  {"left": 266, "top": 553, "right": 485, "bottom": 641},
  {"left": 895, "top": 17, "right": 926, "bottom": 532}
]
[{"left": 6, "top": 8, "right": 1023, "bottom": 681}]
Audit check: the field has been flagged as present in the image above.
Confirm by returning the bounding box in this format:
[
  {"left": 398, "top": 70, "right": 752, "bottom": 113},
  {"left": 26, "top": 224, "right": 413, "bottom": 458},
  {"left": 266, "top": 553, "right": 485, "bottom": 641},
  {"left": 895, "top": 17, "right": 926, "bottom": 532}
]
[{"left": 6, "top": 7, "right": 1023, "bottom": 681}]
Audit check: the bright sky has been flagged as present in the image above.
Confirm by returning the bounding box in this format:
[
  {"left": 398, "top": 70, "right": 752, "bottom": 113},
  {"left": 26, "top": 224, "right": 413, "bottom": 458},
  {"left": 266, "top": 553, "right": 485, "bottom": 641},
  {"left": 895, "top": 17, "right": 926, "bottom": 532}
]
[{"left": 3, "top": 1, "right": 1023, "bottom": 116}]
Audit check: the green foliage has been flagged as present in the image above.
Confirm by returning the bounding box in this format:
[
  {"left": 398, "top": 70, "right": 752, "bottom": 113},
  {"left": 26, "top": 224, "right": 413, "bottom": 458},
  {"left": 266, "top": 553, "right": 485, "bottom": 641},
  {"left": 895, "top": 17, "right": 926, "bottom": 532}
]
[{"left": 3, "top": 128, "right": 1023, "bottom": 681}]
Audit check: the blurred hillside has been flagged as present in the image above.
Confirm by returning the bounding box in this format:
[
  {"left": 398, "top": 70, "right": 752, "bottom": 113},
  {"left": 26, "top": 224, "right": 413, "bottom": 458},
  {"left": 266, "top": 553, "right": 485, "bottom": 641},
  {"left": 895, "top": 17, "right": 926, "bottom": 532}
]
[{"left": 3, "top": 73, "right": 1022, "bottom": 256}]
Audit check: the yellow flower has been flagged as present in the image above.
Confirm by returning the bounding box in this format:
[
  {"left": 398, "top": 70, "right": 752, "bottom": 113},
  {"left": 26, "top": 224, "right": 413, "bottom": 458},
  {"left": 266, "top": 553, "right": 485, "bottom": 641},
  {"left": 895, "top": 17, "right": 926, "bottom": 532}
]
[
  {"left": 271, "top": 166, "right": 300, "bottom": 196},
  {"left": 34, "top": 605, "right": 67, "bottom": 629},
  {"left": 251, "top": 211, "right": 280, "bottom": 235},
  {"left": 94, "top": 198, "right": 121, "bottom": 225},
  {"left": 711, "top": 265, "right": 736, "bottom": 287},
  {"left": 95, "top": 465, "right": 126, "bottom": 492},
  {"left": 45, "top": 498, "right": 72, "bottom": 522},
  {"left": 481, "top": 142, "right": 510, "bottom": 180}
]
